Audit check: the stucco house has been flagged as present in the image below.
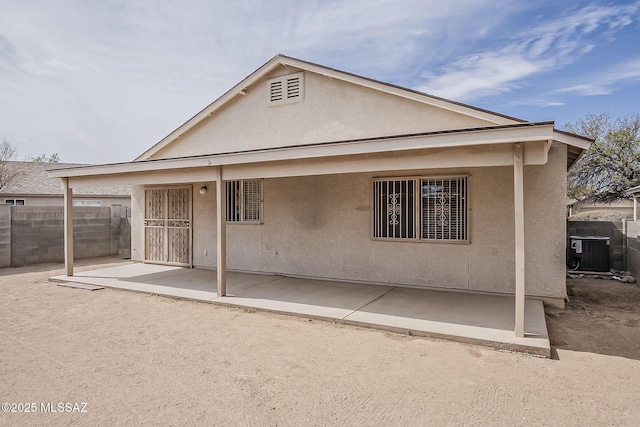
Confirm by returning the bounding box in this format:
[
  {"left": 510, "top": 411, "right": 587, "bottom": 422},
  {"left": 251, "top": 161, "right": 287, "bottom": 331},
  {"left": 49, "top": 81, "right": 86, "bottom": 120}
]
[
  {"left": 2, "top": 161, "right": 130, "bottom": 207},
  {"left": 50, "top": 55, "right": 591, "bottom": 337},
  {"left": 567, "top": 198, "right": 633, "bottom": 220}
]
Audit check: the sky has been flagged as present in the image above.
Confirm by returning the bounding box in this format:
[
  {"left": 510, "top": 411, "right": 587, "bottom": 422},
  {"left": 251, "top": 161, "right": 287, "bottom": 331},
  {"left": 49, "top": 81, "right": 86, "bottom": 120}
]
[{"left": 1, "top": 0, "right": 640, "bottom": 164}]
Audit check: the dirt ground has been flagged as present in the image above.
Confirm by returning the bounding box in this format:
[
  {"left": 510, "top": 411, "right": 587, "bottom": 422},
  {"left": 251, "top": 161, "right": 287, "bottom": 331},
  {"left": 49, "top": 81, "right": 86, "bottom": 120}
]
[
  {"left": 546, "top": 276, "right": 640, "bottom": 360},
  {"left": 1, "top": 258, "right": 639, "bottom": 426}
]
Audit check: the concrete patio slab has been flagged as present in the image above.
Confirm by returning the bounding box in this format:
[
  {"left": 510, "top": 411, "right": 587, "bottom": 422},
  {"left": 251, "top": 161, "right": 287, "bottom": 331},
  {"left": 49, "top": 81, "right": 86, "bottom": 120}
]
[
  {"left": 57, "top": 282, "right": 104, "bottom": 291},
  {"left": 50, "top": 262, "right": 550, "bottom": 356},
  {"left": 344, "top": 287, "right": 549, "bottom": 354},
  {"left": 221, "top": 276, "right": 394, "bottom": 320}
]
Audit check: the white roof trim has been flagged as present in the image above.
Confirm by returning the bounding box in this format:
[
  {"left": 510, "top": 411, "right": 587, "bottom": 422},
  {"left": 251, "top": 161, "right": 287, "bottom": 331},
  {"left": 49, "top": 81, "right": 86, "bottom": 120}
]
[
  {"left": 135, "top": 54, "right": 526, "bottom": 161},
  {"left": 552, "top": 129, "right": 592, "bottom": 150},
  {"left": 53, "top": 122, "right": 569, "bottom": 179}
]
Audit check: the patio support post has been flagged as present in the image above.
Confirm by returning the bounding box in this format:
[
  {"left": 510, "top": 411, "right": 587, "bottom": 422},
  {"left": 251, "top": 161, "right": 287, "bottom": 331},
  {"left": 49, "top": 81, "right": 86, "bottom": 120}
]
[
  {"left": 634, "top": 196, "right": 638, "bottom": 222},
  {"left": 63, "top": 177, "right": 74, "bottom": 276},
  {"left": 514, "top": 143, "right": 525, "bottom": 338},
  {"left": 215, "top": 167, "right": 227, "bottom": 296}
]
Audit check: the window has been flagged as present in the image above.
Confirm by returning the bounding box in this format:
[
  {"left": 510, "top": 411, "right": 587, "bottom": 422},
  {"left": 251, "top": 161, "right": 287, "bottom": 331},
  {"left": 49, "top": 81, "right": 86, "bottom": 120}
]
[
  {"left": 226, "top": 179, "right": 262, "bottom": 223},
  {"left": 373, "top": 176, "right": 468, "bottom": 242},
  {"left": 421, "top": 177, "right": 467, "bottom": 241},
  {"left": 4, "top": 199, "right": 25, "bottom": 205},
  {"left": 73, "top": 200, "right": 102, "bottom": 207},
  {"left": 373, "top": 179, "right": 416, "bottom": 239},
  {"left": 268, "top": 72, "right": 304, "bottom": 106}
]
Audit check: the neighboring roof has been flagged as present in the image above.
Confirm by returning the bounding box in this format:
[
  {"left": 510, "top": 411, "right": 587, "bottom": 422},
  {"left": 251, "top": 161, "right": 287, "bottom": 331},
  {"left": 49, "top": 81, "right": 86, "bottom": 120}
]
[
  {"left": 569, "top": 198, "right": 634, "bottom": 207},
  {"left": 627, "top": 184, "right": 640, "bottom": 195},
  {"left": 135, "top": 54, "right": 530, "bottom": 161},
  {"left": 1, "top": 162, "right": 131, "bottom": 197}
]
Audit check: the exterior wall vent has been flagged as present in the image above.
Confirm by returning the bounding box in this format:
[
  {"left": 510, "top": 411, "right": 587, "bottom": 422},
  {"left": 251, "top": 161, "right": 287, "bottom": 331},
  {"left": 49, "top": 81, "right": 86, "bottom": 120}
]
[{"left": 268, "top": 72, "right": 304, "bottom": 106}]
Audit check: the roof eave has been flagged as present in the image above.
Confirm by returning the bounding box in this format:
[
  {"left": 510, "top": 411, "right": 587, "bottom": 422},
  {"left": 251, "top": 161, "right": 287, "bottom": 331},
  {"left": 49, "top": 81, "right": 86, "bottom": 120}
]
[{"left": 52, "top": 122, "right": 558, "bottom": 179}]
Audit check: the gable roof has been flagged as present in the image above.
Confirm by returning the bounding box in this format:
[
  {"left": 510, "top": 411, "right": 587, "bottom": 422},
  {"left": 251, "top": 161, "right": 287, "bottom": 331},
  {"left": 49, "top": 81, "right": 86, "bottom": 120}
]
[
  {"left": 136, "top": 54, "right": 528, "bottom": 161},
  {"left": 1, "top": 162, "right": 131, "bottom": 197}
]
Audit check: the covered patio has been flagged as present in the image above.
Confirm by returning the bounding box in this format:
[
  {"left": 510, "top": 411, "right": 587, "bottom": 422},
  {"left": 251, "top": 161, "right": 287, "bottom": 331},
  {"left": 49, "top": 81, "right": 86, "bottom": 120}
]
[
  {"left": 46, "top": 55, "right": 593, "bottom": 358},
  {"left": 50, "top": 262, "right": 551, "bottom": 356}
]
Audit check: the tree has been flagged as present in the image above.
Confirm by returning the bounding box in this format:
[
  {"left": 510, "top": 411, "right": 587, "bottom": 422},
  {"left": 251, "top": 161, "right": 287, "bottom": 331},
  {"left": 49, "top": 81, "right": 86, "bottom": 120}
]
[
  {"left": 30, "top": 153, "right": 60, "bottom": 163},
  {"left": 566, "top": 112, "right": 640, "bottom": 203},
  {"left": 0, "top": 138, "right": 24, "bottom": 192}
]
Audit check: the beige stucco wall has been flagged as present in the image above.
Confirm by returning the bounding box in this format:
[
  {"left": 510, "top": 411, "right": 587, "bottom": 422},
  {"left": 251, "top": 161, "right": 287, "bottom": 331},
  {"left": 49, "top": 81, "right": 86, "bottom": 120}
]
[
  {"left": 131, "top": 142, "right": 568, "bottom": 303},
  {"left": 150, "top": 68, "right": 496, "bottom": 160},
  {"left": 131, "top": 185, "right": 146, "bottom": 263}
]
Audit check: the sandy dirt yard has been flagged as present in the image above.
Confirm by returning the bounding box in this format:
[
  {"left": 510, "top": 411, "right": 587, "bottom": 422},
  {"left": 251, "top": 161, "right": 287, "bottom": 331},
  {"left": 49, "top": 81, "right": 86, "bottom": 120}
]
[{"left": 1, "top": 258, "right": 639, "bottom": 426}]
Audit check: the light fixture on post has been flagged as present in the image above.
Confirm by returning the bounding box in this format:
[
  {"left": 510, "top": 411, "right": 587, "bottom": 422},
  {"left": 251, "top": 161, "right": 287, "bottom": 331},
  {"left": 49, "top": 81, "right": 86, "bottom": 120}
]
[{"left": 199, "top": 186, "right": 207, "bottom": 195}]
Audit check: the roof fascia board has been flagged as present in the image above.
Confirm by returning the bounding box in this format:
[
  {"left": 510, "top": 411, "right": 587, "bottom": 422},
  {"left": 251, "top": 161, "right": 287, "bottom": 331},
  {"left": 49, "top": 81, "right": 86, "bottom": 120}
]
[
  {"left": 51, "top": 123, "right": 556, "bottom": 179},
  {"left": 552, "top": 129, "right": 593, "bottom": 150}
]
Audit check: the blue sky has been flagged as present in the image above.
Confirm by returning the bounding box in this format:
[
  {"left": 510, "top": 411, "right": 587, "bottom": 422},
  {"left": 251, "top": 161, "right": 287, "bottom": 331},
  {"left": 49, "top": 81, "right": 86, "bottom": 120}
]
[{"left": 1, "top": 0, "right": 639, "bottom": 163}]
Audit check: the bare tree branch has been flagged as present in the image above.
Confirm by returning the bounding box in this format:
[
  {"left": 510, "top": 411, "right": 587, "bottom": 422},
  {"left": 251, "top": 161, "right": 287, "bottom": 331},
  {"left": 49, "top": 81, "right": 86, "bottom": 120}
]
[
  {"left": 0, "top": 138, "right": 24, "bottom": 192},
  {"left": 566, "top": 113, "right": 640, "bottom": 203}
]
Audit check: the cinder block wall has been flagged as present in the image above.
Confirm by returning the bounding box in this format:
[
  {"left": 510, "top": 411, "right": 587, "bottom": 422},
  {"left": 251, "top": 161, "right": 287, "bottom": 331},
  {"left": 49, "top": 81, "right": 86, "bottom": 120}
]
[
  {"left": 9, "top": 206, "right": 131, "bottom": 267},
  {"left": 0, "top": 205, "right": 11, "bottom": 267},
  {"left": 567, "top": 221, "right": 624, "bottom": 271},
  {"left": 118, "top": 206, "right": 131, "bottom": 259},
  {"left": 73, "top": 207, "right": 114, "bottom": 259},
  {"left": 625, "top": 221, "right": 640, "bottom": 278}
]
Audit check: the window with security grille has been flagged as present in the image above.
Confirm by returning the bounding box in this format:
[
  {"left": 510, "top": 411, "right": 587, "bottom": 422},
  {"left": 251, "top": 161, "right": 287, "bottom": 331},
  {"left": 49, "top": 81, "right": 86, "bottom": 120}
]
[
  {"left": 226, "top": 179, "right": 262, "bottom": 223},
  {"left": 421, "top": 177, "right": 467, "bottom": 241},
  {"left": 372, "top": 179, "right": 416, "bottom": 239},
  {"left": 268, "top": 72, "right": 304, "bottom": 106},
  {"left": 373, "top": 176, "right": 468, "bottom": 241}
]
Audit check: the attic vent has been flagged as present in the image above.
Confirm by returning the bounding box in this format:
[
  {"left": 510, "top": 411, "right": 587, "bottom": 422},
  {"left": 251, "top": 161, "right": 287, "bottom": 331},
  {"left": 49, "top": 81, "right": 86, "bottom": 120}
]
[
  {"left": 268, "top": 72, "right": 304, "bottom": 106},
  {"left": 287, "top": 76, "right": 300, "bottom": 98},
  {"left": 270, "top": 80, "right": 283, "bottom": 102}
]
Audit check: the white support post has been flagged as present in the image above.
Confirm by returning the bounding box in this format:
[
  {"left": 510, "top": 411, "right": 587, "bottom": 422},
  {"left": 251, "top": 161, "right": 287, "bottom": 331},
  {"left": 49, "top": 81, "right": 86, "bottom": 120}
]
[
  {"left": 514, "top": 144, "right": 525, "bottom": 338},
  {"left": 634, "top": 196, "right": 638, "bottom": 222},
  {"left": 215, "top": 167, "right": 227, "bottom": 296},
  {"left": 63, "top": 177, "right": 74, "bottom": 276}
]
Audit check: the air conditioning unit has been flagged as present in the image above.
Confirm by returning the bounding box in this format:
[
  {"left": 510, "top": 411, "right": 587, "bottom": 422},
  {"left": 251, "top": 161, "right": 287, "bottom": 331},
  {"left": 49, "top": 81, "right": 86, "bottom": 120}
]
[{"left": 568, "top": 235, "right": 611, "bottom": 272}]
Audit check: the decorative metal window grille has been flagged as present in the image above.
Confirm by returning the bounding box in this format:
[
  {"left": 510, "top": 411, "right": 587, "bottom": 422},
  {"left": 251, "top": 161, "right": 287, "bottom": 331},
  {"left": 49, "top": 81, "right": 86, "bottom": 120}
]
[
  {"left": 226, "top": 179, "right": 262, "bottom": 223},
  {"left": 268, "top": 73, "right": 304, "bottom": 105},
  {"left": 373, "top": 179, "right": 416, "bottom": 239},
  {"left": 421, "top": 177, "right": 467, "bottom": 241},
  {"left": 373, "top": 176, "right": 468, "bottom": 241}
]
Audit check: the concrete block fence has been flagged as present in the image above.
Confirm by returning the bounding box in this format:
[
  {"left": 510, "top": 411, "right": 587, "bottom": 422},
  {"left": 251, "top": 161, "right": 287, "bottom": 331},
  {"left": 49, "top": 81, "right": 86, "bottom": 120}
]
[
  {"left": 0, "top": 205, "right": 130, "bottom": 268},
  {"left": 568, "top": 220, "right": 640, "bottom": 276}
]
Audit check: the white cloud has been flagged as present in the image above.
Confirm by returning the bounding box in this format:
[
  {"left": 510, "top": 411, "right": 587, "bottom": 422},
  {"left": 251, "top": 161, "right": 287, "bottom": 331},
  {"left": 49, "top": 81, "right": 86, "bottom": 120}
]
[
  {"left": 417, "top": 1, "right": 640, "bottom": 101},
  {"left": 510, "top": 99, "right": 565, "bottom": 107},
  {"left": 556, "top": 58, "right": 640, "bottom": 96},
  {"left": 420, "top": 52, "right": 547, "bottom": 100}
]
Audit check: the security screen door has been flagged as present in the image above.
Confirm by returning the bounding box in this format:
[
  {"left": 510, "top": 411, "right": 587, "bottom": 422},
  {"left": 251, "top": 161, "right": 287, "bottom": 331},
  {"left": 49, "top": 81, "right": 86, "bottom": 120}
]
[{"left": 144, "top": 187, "right": 191, "bottom": 266}]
